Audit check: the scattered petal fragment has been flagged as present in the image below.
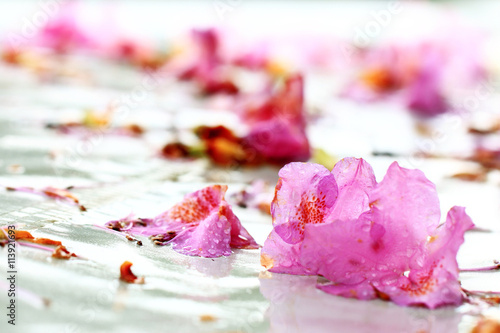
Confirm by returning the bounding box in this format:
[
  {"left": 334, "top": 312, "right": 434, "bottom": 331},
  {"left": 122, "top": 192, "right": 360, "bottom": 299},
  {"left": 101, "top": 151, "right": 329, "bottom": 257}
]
[
  {"left": 106, "top": 185, "right": 259, "bottom": 258},
  {"left": 119, "top": 261, "right": 145, "bottom": 284}
]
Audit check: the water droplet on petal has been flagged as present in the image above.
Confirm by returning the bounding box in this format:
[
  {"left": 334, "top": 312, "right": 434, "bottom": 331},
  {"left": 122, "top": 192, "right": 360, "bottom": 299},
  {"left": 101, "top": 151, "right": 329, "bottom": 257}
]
[{"left": 361, "top": 224, "right": 371, "bottom": 232}]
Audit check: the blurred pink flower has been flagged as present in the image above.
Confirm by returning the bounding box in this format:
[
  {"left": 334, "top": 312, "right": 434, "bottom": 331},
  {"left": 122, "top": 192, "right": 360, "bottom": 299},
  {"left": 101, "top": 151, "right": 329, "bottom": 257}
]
[
  {"left": 178, "top": 29, "right": 239, "bottom": 95},
  {"left": 242, "top": 73, "right": 311, "bottom": 163},
  {"left": 405, "top": 43, "right": 448, "bottom": 116},
  {"left": 33, "top": 1, "right": 94, "bottom": 54},
  {"left": 106, "top": 185, "right": 258, "bottom": 258},
  {"left": 342, "top": 32, "right": 485, "bottom": 117},
  {"left": 261, "top": 158, "right": 474, "bottom": 308}
]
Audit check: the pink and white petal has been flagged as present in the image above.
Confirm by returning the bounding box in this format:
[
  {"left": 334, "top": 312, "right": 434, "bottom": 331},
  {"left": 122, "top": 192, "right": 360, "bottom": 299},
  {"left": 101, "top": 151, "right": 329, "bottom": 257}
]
[
  {"left": 299, "top": 219, "right": 401, "bottom": 283},
  {"left": 224, "top": 202, "right": 259, "bottom": 249},
  {"left": 171, "top": 206, "right": 232, "bottom": 258},
  {"left": 261, "top": 229, "right": 309, "bottom": 275},
  {"left": 369, "top": 162, "right": 441, "bottom": 256},
  {"left": 376, "top": 206, "right": 474, "bottom": 308},
  {"left": 271, "top": 162, "right": 337, "bottom": 229},
  {"left": 329, "top": 158, "right": 376, "bottom": 221},
  {"left": 156, "top": 185, "right": 227, "bottom": 225},
  {"left": 263, "top": 162, "right": 338, "bottom": 269},
  {"left": 332, "top": 157, "right": 376, "bottom": 191}
]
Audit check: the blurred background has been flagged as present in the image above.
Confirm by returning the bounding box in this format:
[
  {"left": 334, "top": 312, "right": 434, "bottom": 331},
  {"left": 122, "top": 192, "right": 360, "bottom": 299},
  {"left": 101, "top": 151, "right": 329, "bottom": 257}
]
[{"left": 1, "top": 1, "right": 500, "bottom": 332}]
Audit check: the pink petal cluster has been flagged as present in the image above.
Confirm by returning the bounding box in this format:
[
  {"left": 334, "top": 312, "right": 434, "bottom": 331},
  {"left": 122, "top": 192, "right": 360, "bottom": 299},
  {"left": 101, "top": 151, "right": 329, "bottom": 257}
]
[
  {"left": 242, "top": 74, "right": 311, "bottom": 164},
  {"left": 261, "top": 158, "right": 474, "bottom": 308},
  {"left": 106, "top": 185, "right": 258, "bottom": 258},
  {"left": 343, "top": 35, "right": 484, "bottom": 117}
]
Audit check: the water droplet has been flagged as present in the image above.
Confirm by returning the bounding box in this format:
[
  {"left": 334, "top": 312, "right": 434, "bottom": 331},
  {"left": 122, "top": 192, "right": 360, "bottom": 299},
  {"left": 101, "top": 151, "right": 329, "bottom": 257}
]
[
  {"left": 414, "top": 255, "right": 425, "bottom": 268},
  {"left": 380, "top": 275, "right": 398, "bottom": 286},
  {"left": 361, "top": 224, "right": 371, "bottom": 232},
  {"left": 377, "top": 264, "right": 388, "bottom": 271}
]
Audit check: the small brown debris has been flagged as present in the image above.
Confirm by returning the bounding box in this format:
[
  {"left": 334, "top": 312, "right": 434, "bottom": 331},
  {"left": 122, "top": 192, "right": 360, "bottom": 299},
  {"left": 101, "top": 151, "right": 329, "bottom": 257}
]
[
  {"left": 469, "top": 148, "right": 500, "bottom": 170},
  {"left": 6, "top": 164, "right": 25, "bottom": 174},
  {"left": 469, "top": 121, "right": 500, "bottom": 135},
  {"left": 199, "top": 314, "right": 217, "bottom": 322},
  {"left": 451, "top": 170, "right": 488, "bottom": 182},
  {"left": 471, "top": 318, "right": 500, "bottom": 333},
  {"left": 125, "top": 235, "right": 143, "bottom": 246},
  {"left": 119, "top": 261, "right": 145, "bottom": 284},
  {"left": 125, "top": 124, "right": 144, "bottom": 136},
  {"left": 52, "top": 245, "right": 77, "bottom": 260},
  {"left": 161, "top": 142, "right": 192, "bottom": 159},
  {"left": 257, "top": 202, "right": 271, "bottom": 215},
  {"left": 0, "top": 228, "right": 78, "bottom": 259},
  {"left": 374, "top": 287, "right": 391, "bottom": 302},
  {"left": 150, "top": 231, "right": 177, "bottom": 245},
  {"left": 260, "top": 254, "right": 274, "bottom": 270}
]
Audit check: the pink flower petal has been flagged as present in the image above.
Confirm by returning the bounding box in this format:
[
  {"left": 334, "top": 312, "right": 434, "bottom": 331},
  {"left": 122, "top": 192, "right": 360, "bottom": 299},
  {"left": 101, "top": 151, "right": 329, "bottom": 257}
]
[
  {"left": 376, "top": 206, "right": 474, "bottom": 308},
  {"left": 106, "top": 185, "right": 258, "bottom": 258},
  {"left": 171, "top": 203, "right": 232, "bottom": 257},
  {"left": 329, "top": 157, "right": 376, "bottom": 221},
  {"left": 261, "top": 162, "right": 337, "bottom": 274},
  {"left": 245, "top": 119, "right": 310, "bottom": 164},
  {"left": 369, "top": 162, "right": 441, "bottom": 245}
]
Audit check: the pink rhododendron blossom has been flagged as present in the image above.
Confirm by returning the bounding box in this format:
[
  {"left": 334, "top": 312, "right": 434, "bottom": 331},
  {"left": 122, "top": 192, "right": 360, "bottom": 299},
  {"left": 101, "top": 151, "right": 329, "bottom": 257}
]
[
  {"left": 261, "top": 158, "right": 474, "bottom": 308},
  {"left": 106, "top": 185, "right": 258, "bottom": 258}
]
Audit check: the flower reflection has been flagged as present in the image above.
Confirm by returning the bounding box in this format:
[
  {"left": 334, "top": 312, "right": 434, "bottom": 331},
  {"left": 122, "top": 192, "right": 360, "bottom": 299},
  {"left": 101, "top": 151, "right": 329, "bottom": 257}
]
[{"left": 260, "top": 273, "right": 462, "bottom": 333}]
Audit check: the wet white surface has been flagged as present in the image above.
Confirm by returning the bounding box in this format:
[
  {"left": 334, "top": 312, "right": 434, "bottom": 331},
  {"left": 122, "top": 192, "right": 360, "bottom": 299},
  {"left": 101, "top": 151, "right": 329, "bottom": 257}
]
[{"left": 0, "top": 1, "right": 500, "bottom": 332}]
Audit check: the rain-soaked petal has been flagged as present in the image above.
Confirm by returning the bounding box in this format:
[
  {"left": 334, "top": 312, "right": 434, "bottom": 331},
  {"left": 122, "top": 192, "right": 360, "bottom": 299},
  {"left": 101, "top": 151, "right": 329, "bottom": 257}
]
[
  {"left": 376, "top": 206, "right": 474, "bottom": 308},
  {"left": 261, "top": 162, "right": 338, "bottom": 274},
  {"left": 106, "top": 185, "right": 258, "bottom": 258}
]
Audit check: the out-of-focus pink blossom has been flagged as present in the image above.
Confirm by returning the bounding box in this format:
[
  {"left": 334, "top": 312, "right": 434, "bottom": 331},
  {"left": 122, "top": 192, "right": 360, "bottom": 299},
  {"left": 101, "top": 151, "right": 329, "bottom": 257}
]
[
  {"left": 245, "top": 119, "right": 310, "bottom": 165},
  {"left": 261, "top": 158, "right": 474, "bottom": 308},
  {"left": 242, "top": 73, "right": 310, "bottom": 163},
  {"left": 177, "top": 29, "right": 239, "bottom": 95},
  {"left": 405, "top": 44, "right": 448, "bottom": 116},
  {"left": 342, "top": 33, "right": 485, "bottom": 117},
  {"left": 106, "top": 185, "right": 258, "bottom": 258},
  {"left": 231, "top": 180, "right": 274, "bottom": 214},
  {"left": 32, "top": 2, "right": 94, "bottom": 54}
]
